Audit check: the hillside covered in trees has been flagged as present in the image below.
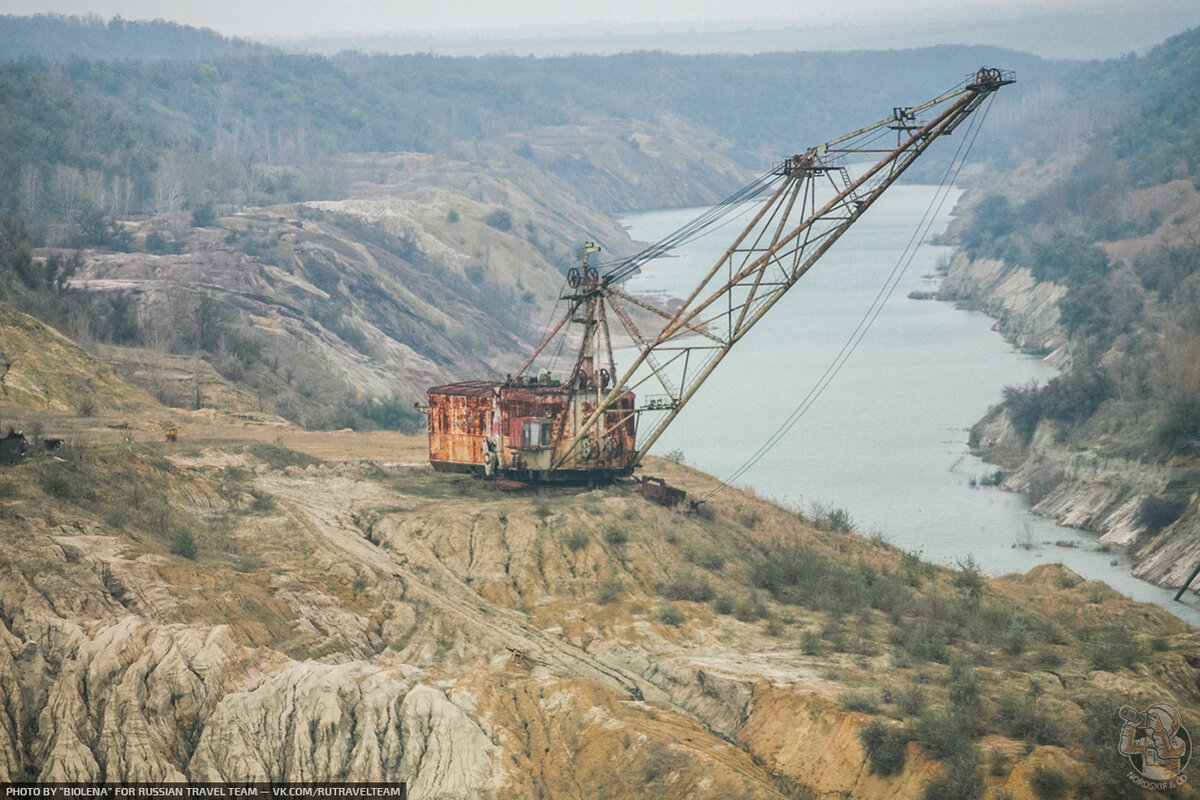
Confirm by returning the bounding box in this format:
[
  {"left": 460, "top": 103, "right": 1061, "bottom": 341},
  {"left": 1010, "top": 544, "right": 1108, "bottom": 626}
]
[
  {"left": 0, "top": 14, "right": 1193, "bottom": 443},
  {"left": 0, "top": 21, "right": 1067, "bottom": 235},
  {"left": 0, "top": 16, "right": 1070, "bottom": 434},
  {"left": 945, "top": 25, "right": 1200, "bottom": 592}
]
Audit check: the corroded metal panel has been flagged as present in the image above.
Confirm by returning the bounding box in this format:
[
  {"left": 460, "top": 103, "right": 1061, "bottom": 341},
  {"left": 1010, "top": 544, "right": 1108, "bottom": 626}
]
[
  {"left": 427, "top": 384, "right": 492, "bottom": 470},
  {"left": 641, "top": 476, "right": 687, "bottom": 507},
  {"left": 427, "top": 380, "right": 637, "bottom": 480}
]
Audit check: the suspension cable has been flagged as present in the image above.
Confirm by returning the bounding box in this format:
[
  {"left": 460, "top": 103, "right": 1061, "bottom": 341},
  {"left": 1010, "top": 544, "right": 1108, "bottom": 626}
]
[
  {"left": 599, "top": 170, "right": 784, "bottom": 286},
  {"left": 695, "top": 94, "right": 997, "bottom": 504}
]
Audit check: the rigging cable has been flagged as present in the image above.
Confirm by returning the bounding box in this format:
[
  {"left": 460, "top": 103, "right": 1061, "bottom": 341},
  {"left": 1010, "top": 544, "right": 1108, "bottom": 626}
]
[
  {"left": 529, "top": 173, "right": 779, "bottom": 376},
  {"left": 599, "top": 119, "right": 898, "bottom": 291},
  {"left": 695, "top": 93, "right": 997, "bottom": 504},
  {"left": 599, "top": 170, "right": 784, "bottom": 285}
]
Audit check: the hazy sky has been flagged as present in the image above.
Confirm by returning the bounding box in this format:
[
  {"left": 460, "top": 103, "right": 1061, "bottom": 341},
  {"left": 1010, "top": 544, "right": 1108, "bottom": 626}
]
[{"left": 0, "top": 0, "right": 1154, "bottom": 40}]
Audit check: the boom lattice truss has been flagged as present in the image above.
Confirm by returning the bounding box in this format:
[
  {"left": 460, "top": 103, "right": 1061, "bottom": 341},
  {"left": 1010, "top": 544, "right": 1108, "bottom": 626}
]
[{"left": 513, "top": 67, "right": 1014, "bottom": 476}]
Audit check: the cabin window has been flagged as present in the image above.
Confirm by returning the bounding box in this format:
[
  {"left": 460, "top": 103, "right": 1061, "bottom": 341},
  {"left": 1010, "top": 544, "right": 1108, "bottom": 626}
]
[{"left": 519, "top": 419, "right": 554, "bottom": 448}]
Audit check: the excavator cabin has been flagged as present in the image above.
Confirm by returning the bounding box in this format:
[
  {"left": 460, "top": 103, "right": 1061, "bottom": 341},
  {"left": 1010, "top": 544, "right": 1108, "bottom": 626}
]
[{"left": 426, "top": 377, "right": 637, "bottom": 482}]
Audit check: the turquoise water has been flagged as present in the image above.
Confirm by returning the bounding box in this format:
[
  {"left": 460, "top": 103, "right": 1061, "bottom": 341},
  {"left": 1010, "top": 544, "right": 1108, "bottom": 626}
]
[{"left": 619, "top": 185, "right": 1200, "bottom": 625}]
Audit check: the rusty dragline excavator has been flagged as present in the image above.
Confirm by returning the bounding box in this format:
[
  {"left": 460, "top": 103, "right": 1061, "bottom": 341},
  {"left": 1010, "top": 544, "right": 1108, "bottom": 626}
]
[{"left": 424, "top": 68, "right": 1015, "bottom": 484}]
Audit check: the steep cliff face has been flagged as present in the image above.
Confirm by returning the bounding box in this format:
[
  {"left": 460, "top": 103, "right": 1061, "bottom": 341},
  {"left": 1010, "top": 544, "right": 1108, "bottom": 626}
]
[
  {"left": 945, "top": 248, "right": 1200, "bottom": 597},
  {"left": 938, "top": 252, "right": 1068, "bottom": 363}
]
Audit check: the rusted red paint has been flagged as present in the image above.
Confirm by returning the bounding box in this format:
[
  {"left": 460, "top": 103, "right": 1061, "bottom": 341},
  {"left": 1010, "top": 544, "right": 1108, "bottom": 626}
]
[{"left": 427, "top": 380, "right": 636, "bottom": 481}]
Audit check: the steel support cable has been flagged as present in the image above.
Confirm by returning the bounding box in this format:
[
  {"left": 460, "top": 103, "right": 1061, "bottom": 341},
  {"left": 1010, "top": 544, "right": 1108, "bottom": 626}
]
[
  {"left": 546, "top": 317, "right": 570, "bottom": 375},
  {"left": 528, "top": 174, "right": 774, "bottom": 378},
  {"left": 701, "top": 133, "right": 982, "bottom": 498},
  {"left": 696, "top": 96, "right": 995, "bottom": 504},
  {"left": 601, "top": 198, "right": 764, "bottom": 285},
  {"left": 608, "top": 170, "right": 778, "bottom": 266},
  {"left": 600, "top": 75, "right": 979, "bottom": 288},
  {"left": 598, "top": 116, "right": 902, "bottom": 288},
  {"left": 699, "top": 102, "right": 992, "bottom": 500},
  {"left": 599, "top": 171, "right": 785, "bottom": 285},
  {"left": 516, "top": 290, "right": 569, "bottom": 379}
]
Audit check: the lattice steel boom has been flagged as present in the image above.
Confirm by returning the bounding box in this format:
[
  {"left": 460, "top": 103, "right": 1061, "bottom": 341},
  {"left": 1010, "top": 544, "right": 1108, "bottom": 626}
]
[{"left": 425, "top": 68, "right": 1014, "bottom": 483}]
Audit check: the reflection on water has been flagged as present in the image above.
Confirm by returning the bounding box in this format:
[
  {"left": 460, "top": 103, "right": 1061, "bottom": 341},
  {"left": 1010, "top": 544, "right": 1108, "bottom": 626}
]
[{"left": 619, "top": 186, "right": 1200, "bottom": 626}]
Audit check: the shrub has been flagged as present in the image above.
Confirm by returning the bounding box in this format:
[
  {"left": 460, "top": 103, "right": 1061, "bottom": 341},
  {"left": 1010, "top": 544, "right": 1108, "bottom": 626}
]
[
  {"left": 603, "top": 527, "right": 629, "bottom": 546},
  {"left": 1029, "top": 231, "right": 1110, "bottom": 286},
  {"left": 733, "top": 594, "right": 767, "bottom": 622},
  {"left": 661, "top": 570, "right": 715, "bottom": 602},
  {"left": 1029, "top": 766, "right": 1069, "bottom": 800},
  {"left": 914, "top": 708, "right": 980, "bottom": 760},
  {"left": 39, "top": 464, "right": 79, "bottom": 499},
  {"left": 901, "top": 549, "right": 929, "bottom": 585},
  {"left": 1029, "top": 647, "right": 1064, "bottom": 670},
  {"left": 563, "top": 529, "right": 589, "bottom": 552},
  {"left": 921, "top": 752, "right": 984, "bottom": 800},
  {"left": 978, "top": 469, "right": 1005, "bottom": 487},
  {"left": 170, "top": 528, "right": 198, "bottom": 559},
  {"left": 1084, "top": 628, "right": 1144, "bottom": 671},
  {"left": 824, "top": 507, "right": 854, "bottom": 532},
  {"left": 993, "top": 692, "right": 1065, "bottom": 747},
  {"left": 839, "top": 691, "right": 882, "bottom": 714},
  {"left": 1136, "top": 495, "right": 1187, "bottom": 532},
  {"left": 952, "top": 555, "right": 985, "bottom": 608},
  {"left": 1002, "top": 370, "right": 1113, "bottom": 444},
  {"left": 662, "top": 449, "right": 685, "bottom": 464},
  {"left": 248, "top": 489, "right": 276, "bottom": 514},
  {"left": 656, "top": 602, "right": 684, "bottom": 627},
  {"left": 484, "top": 209, "right": 513, "bottom": 231},
  {"left": 947, "top": 659, "right": 980, "bottom": 712},
  {"left": 464, "top": 264, "right": 485, "bottom": 284},
  {"left": 859, "top": 720, "right": 909, "bottom": 775},
  {"left": 190, "top": 201, "right": 217, "bottom": 228},
  {"left": 896, "top": 685, "right": 928, "bottom": 717},
  {"left": 891, "top": 619, "right": 951, "bottom": 663},
  {"left": 596, "top": 579, "right": 623, "bottom": 605},
  {"left": 689, "top": 549, "right": 725, "bottom": 571},
  {"left": 800, "top": 629, "right": 825, "bottom": 655},
  {"left": 711, "top": 595, "right": 735, "bottom": 615},
  {"left": 145, "top": 231, "right": 171, "bottom": 254},
  {"left": 1002, "top": 617, "right": 1030, "bottom": 656}
]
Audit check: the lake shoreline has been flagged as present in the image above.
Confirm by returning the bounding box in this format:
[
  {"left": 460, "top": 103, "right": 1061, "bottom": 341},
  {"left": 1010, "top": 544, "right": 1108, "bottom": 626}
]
[{"left": 620, "top": 190, "right": 1200, "bottom": 625}]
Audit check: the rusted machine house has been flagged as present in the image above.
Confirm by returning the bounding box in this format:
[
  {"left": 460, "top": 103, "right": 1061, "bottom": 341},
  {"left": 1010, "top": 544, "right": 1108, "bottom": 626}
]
[{"left": 427, "top": 378, "right": 637, "bottom": 482}]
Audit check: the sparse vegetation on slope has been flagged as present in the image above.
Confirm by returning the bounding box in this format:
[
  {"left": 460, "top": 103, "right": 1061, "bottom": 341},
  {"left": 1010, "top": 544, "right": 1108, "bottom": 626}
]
[{"left": 1, "top": 372, "right": 1196, "bottom": 797}]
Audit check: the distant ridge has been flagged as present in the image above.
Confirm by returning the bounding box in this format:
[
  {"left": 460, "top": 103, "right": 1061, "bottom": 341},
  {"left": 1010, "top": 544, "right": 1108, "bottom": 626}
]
[{"left": 0, "top": 14, "right": 276, "bottom": 61}]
